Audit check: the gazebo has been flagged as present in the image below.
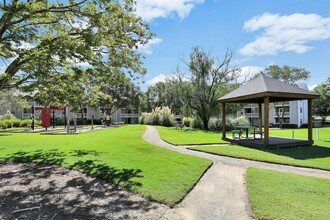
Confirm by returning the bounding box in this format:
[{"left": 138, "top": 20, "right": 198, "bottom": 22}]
[{"left": 218, "top": 74, "right": 320, "bottom": 148}]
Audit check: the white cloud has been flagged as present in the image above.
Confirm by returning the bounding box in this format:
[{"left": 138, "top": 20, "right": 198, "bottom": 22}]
[
  {"left": 146, "top": 73, "right": 190, "bottom": 84},
  {"left": 146, "top": 73, "right": 172, "bottom": 84},
  {"left": 137, "top": 38, "right": 162, "bottom": 55},
  {"left": 238, "top": 66, "right": 264, "bottom": 82},
  {"left": 308, "top": 84, "right": 317, "bottom": 91},
  {"left": 240, "top": 13, "right": 330, "bottom": 56},
  {"left": 135, "top": 0, "right": 204, "bottom": 21}
]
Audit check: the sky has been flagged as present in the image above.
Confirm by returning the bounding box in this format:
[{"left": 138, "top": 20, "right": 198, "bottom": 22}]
[{"left": 134, "top": 0, "right": 330, "bottom": 91}]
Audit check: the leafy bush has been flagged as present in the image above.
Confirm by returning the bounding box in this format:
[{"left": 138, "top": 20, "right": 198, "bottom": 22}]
[
  {"left": 12, "top": 119, "right": 21, "bottom": 127},
  {"left": 2, "top": 110, "right": 17, "bottom": 120},
  {"left": 281, "top": 123, "right": 298, "bottom": 129},
  {"left": 2, "top": 120, "right": 13, "bottom": 128},
  {"left": 86, "top": 119, "right": 102, "bottom": 125},
  {"left": 190, "top": 116, "right": 203, "bottom": 129},
  {"left": 139, "top": 107, "right": 175, "bottom": 127},
  {"left": 1, "top": 121, "right": 8, "bottom": 129},
  {"left": 234, "top": 116, "right": 250, "bottom": 126},
  {"left": 300, "top": 123, "right": 308, "bottom": 128},
  {"left": 20, "top": 119, "right": 32, "bottom": 127},
  {"left": 208, "top": 117, "right": 221, "bottom": 130},
  {"left": 183, "top": 117, "right": 191, "bottom": 127}
]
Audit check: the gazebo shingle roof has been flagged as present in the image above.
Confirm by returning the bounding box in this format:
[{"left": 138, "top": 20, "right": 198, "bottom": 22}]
[{"left": 218, "top": 74, "right": 319, "bottom": 103}]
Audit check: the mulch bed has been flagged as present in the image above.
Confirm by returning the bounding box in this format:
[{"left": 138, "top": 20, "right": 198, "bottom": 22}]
[{"left": 0, "top": 163, "right": 169, "bottom": 220}]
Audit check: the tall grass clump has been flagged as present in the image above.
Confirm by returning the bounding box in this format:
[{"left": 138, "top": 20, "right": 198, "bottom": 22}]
[
  {"left": 139, "top": 107, "right": 176, "bottom": 127},
  {"left": 190, "top": 116, "right": 203, "bottom": 129},
  {"left": 183, "top": 117, "right": 191, "bottom": 127}
]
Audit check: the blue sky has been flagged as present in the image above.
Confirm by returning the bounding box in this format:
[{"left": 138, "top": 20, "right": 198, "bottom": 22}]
[{"left": 135, "top": 0, "right": 330, "bottom": 91}]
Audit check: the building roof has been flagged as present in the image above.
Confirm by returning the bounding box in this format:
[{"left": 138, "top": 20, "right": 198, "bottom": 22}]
[{"left": 218, "top": 74, "right": 320, "bottom": 103}]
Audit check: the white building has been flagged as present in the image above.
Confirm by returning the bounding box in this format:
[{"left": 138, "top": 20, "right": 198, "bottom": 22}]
[
  {"left": 237, "top": 83, "right": 310, "bottom": 127},
  {"left": 8, "top": 102, "right": 140, "bottom": 124}
]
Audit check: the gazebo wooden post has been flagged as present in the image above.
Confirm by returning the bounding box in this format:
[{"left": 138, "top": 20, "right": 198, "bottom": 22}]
[
  {"left": 258, "top": 102, "right": 262, "bottom": 132},
  {"left": 308, "top": 98, "right": 313, "bottom": 143},
  {"left": 264, "top": 97, "right": 269, "bottom": 146},
  {"left": 222, "top": 102, "right": 226, "bottom": 139}
]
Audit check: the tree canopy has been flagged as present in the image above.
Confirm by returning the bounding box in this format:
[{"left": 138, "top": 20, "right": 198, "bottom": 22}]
[
  {"left": 313, "top": 77, "right": 330, "bottom": 123},
  {"left": 0, "top": 0, "right": 152, "bottom": 94},
  {"left": 259, "top": 65, "right": 310, "bottom": 84}
]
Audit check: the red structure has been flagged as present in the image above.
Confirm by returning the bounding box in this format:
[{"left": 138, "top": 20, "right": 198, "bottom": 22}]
[{"left": 35, "top": 107, "right": 65, "bottom": 129}]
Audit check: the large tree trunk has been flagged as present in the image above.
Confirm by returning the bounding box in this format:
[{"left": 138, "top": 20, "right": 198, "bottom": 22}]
[{"left": 201, "top": 114, "right": 209, "bottom": 130}]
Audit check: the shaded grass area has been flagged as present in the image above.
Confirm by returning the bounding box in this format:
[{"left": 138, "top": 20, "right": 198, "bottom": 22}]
[
  {"left": 0, "top": 125, "right": 212, "bottom": 206},
  {"left": 246, "top": 168, "right": 330, "bottom": 220},
  {"left": 190, "top": 128, "right": 330, "bottom": 170},
  {"left": 156, "top": 126, "right": 228, "bottom": 145}
]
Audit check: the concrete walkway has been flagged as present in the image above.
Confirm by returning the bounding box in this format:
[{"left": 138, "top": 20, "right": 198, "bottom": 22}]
[{"left": 143, "top": 126, "right": 330, "bottom": 220}]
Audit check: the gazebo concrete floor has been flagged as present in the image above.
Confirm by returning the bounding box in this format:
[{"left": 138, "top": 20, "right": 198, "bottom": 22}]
[{"left": 224, "top": 137, "right": 313, "bottom": 149}]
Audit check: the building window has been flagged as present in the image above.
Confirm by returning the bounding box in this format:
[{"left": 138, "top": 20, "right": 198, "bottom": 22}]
[
  {"left": 244, "top": 108, "right": 252, "bottom": 113},
  {"left": 300, "top": 107, "right": 302, "bottom": 113}
]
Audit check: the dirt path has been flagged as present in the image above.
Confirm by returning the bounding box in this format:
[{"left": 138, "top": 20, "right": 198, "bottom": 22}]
[{"left": 143, "top": 125, "right": 330, "bottom": 220}]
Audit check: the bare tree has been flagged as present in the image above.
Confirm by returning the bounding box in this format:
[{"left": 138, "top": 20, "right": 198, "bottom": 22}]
[{"left": 170, "top": 47, "right": 240, "bottom": 130}]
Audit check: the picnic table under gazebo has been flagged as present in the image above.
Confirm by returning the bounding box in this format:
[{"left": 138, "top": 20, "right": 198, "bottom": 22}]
[{"left": 218, "top": 74, "right": 320, "bottom": 148}]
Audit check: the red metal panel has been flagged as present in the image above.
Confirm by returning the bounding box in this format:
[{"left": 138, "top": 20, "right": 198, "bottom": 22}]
[{"left": 41, "top": 108, "right": 51, "bottom": 128}]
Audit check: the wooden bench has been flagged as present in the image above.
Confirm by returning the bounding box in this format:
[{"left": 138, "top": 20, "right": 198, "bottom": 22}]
[
  {"left": 250, "top": 131, "right": 263, "bottom": 139},
  {"left": 232, "top": 130, "right": 242, "bottom": 139}
]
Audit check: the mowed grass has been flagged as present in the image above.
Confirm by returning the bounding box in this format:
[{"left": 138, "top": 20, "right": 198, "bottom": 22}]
[
  {"left": 0, "top": 125, "right": 212, "bottom": 206},
  {"left": 156, "top": 126, "right": 228, "bottom": 145},
  {"left": 189, "top": 128, "right": 330, "bottom": 170},
  {"left": 246, "top": 168, "right": 330, "bottom": 220}
]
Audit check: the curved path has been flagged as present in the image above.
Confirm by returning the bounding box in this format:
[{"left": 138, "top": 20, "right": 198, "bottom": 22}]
[{"left": 143, "top": 126, "right": 330, "bottom": 220}]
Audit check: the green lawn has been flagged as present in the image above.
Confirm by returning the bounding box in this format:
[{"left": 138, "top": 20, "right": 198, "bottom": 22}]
[
  {"left": 189, "top": 128, "right": 330, "bottom": 170},
  {"left": 156, "top": 126, "right": 228, "bottom": 145},
  {"left": 246, "top": 168, "right": 330, "bottom": 220},
  {"left": 0, "top": 125, "right": 212, "bottom": 206}
]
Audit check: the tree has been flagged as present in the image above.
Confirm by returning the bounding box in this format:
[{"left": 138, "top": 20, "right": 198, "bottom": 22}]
[
  {"left": 257, "top": 64, "right": 311, "bottom": 128},
  {"left": 172, "top": 47, "right": 239, "bottom": 130},
  {"left": 0, "top": 0, "right": 152, "bottom": 93},
  {"left": 90, "top": 75, "right": 141, "bottom": 117},
  {"left": 0, "top": 89, "right": 29, "bottom": 116},
  {"left": 313, "top": 78, "right": 330, "bottom": 123},
  {"left": 144, "top": 81, "right": 184, "bottom": 115}
]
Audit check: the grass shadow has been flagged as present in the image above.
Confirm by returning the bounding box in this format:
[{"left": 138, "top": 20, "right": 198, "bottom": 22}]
[
  {"left": 4, "top": 149, "right": 143, "bottom": 190},
  {"left": 5, "top": 149, "right": 67, "bottom": 165},
  {"left": 264, "top": 145, "right": 330, "bottom": 160},
  {"left": 70, "top": 149, "right": 100, "bottom": 157},
  {"left": 69, "top": 160, "right": 143, "bottom": 190}
]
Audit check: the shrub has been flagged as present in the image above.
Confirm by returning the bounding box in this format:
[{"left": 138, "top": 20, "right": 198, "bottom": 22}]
[
  {"left": 234, "top": 116, "right": 250, "bottom": 126},
  {"left": 86, "top": 119, "right": 102, "bottom": 125},
  {"left": 12, "top": 119, "right": 21, "bottom": 127},
  {"left": 139, "top": 107, "right": 175, "bottom": 127},
  {"left": 20, "top": 119, "right": 32, "bottom": 127},
  {"left": 208, "top": 117, "right": 221, "bottom": 130},
  {"left": 139, "top": 114, "right": 146, "bottom": 124},
  {"left": 281, "top": 123, "right": 298, "bottom": 129},
  {"left": 1, "top": 121, "right": 8, "bottom": 129},
  {"left": 2, "top": 110, "right": 17, "bottom": 120},
  {"left": 190, "top": 116, "right": 203, "bottom": 129},
  {"left": 2, "top": 120, "right": 13, "bottom": 128},
  {"left": 300, "top": 123, "right": 308, "bottom": 128},
  {"left": 183, "top": 117, "right": 191, "bottom": 127}
]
